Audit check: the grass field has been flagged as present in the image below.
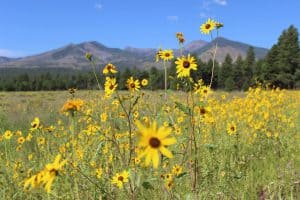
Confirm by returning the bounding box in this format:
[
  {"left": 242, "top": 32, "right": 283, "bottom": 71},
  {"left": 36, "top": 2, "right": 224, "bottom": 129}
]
[{"left": 0, "top": 89, "right": 299, "bottom": 199}]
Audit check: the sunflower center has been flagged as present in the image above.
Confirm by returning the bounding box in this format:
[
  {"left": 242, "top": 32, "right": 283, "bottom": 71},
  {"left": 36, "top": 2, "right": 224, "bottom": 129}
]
[
  {"left": 230, "top": 126, "right": 235, "bottom": 131},
  {"left": 203, "top": 89, "right": 208, "bottom": 94},
  {"left": 200, "top": 108, "right": 206, "bottom": 115},
  {"left": 205, "top": 24, "right": 211, "bottom": 29},
  {"left": 32, "top": 123, "right": 38, "bottom": 128},
  {"left": 109, "top": 84, "right": 115, "bottom": 90},
  {"left": 130, "top": 83, "right": 136, "bottom": 88},
  {"left": 149, "top": 137, "right": 161, "bottom": 148},
  {"left": 107, "top": 65, "right": 112, "bottom": 70},
  {"left": 118, "top": 176, "right": 124, "bottom": 182},
  {"left": 165, "top": 53, "right": 170, "bottom": 57},
  {"left": 183, "top": 61, "right": 190, "bottom": 68}
]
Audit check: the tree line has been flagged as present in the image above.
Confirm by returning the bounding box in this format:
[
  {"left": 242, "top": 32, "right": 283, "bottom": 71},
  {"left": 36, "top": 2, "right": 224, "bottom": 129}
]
[{"left": 0, "top": 25, "right": 299, "bottom": 91}]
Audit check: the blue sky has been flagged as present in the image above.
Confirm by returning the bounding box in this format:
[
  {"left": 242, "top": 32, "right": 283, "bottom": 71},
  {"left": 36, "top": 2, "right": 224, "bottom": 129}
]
[{"left": 0, "top": 0, "right": 299, "bottom": 57}]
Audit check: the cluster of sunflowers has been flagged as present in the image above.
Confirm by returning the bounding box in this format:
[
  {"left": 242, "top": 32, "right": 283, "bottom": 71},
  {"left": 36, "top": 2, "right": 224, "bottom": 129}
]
[{"left": 0, "top": 18, "right": 299, "bottom": 199}]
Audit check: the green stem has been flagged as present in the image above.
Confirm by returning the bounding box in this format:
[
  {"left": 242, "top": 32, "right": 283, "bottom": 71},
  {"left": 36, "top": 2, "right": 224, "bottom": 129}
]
[
  {"left": 91, "top": 60, "right": 102, "bottom": 91},
  {"left": 164, "top": 60, "right": 167, "bottom": 99},
  {"left": 209, "top": 39, "right": 218, "bottom": 88}
]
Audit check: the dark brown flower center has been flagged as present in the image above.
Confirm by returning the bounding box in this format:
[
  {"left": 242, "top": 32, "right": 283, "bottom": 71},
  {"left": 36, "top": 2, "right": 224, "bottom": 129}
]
[
  {"left": 230, "top": 126, "right": 235, "bottom": 131},
  {"left": 32, "top": 123, "right": 38, "bottom": 128},
  {"left": 109, "top": 84, "right": 115, "bottom": 90},
  {"left": 203, "top": 89, "right": 207, "bottom": 94},
  {"left": 200, "top": 108, "right": 206, "bottom": 115},
  {"left": 183, "top": 61, "right": 190, "bottom": 68},
  {"left": 149, "top": 137, "right": 161, "bottom": 148},
  {"left": 205, "top": 24, "right": 211, "bottom": 29},
  {"left": 118, "top": 176, "right": 124, "bottom": 181},
  {"left": 130, "top": 83, "right": 136, "bottom": 88},
  {"left": 165, "top": 53, "right": 170, "bottom": 57}
]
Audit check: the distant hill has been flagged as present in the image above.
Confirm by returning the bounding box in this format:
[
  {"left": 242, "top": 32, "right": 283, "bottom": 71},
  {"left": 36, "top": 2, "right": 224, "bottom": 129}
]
[
  {"left": 194, "top": 37, "right": 268, "bottom": 62},
  {"left": 0, "top": 56, "right": 20, "bottom": 63},
  {"left": 0, "top": 37, "right": 268, "bottom": 69}
]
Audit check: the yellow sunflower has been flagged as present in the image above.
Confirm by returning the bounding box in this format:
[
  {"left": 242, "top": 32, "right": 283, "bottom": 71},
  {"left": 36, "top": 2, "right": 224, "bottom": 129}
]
[
  {"left": 30, "top": 117, "right": 40, "bottom": 131},
  {"left": 61, "top": 99, "right": 84, "bottom": 113},
  {"left": 103, "top": 63, "right": 117, "bottom": 75},
  {"left": 4, "top": 130, "right": 13, "bottom": 140},
  {"left": 24, "top": 154, "right": 67, "bottom": 193},
  {"left": 155, "top": 48, "right": 163, "bottom": 62},
  {"left": 136, "top": 120, "right": 177, "bottom": 168},
  {"left": 141, "top": 79, "right": 148, "bottom": 86},
  {"left": 160, "top": 49, "right": 174, "bottom": 61},
  {"left": 175, "top": 54, "right": 198, "bottom": 78},
  {"left": 111, "top": 170, "right": 129, "bottom": 189},
  {"left": 200, "top": 18, "right": 216, "bottom": 34},
  {"left": 126, "top": 77, "right": 140, "bottom": 92},
  {"left": 227, "top": 121, "right": 237, "bottom": 135},
  {"left": 104, "top": 77, "right": 118, "bottom": 97}
]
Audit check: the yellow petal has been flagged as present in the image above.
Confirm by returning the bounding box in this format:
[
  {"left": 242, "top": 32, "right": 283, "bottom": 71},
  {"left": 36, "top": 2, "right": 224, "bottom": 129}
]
[
  {"left": 152, "top": 151, "right": 160, "bottom": 168},
  {"left": 162, "top": 137, "right": 177, "bottom": 146},
  {"left": 160, "top": 146, "right": 173, "bottom": 158}
]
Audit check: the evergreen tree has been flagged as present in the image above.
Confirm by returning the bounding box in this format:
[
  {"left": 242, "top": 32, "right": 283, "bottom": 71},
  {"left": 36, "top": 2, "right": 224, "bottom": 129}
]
[
  {"left": 233, "top": 55, "right": 244, "bottom": 90},
  {"left": 264, "top": 25, "right": 300, "bottom": 88},
  {"left": 242, "top": 47, "right": 255, "bottom": 90},
  {"left": 218, "top": 54, "right": 234, "bottom": 90}
]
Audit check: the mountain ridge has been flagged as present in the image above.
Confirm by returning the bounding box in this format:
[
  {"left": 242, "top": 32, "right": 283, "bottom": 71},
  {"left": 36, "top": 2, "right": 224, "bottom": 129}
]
[{"left": 0, "top": 37, "right": 268, "bottom": 69}]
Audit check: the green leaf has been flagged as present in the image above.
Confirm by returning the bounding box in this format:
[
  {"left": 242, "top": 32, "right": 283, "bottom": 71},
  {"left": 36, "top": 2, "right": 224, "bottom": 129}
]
[
  {"left": 142, "top": 181, "right": 154, "bottom": 190},
  {"left": 176, "top": 172, "right": 187, "bottom": 179},
  {"left": 175, "top": 101, "right": 191, "bottom": 116}
]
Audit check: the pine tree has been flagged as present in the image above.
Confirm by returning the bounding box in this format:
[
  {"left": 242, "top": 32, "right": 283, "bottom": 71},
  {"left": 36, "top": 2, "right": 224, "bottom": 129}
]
[
  {"left": 264, "top": 25, "right": 300, "bottom": 88},
  {"left": 233, "top": 55, "right": 244, "bottom": 90},
  {"left": 242, "top": 47, "right": 255, "bottom": 90},
  {"left": 218, "top": 54, "right": 234, "bottom": 90}
]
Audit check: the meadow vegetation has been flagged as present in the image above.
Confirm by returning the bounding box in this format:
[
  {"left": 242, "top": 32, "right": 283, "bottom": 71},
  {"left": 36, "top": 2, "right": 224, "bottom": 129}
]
[{"left": 0, "top": 18, "right": 299, "bottom": 200}]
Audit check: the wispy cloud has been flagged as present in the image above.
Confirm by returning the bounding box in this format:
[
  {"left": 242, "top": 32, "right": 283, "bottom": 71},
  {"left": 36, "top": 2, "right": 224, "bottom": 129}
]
[
  {"left": 202, "top": 0, "right": 227, "bottom": 10},
  {"left": 213, "top": 0, "right": 227, "bottom": 6},
  {"left": 95, "top": 3, "right": 103, "bottom": 10},
  {"left": 0, "top": 49, "right": 26, "bottom": 58},
  {"left": 199, "top": 12, "right": 207, "bottom": 18},
  {"left": 167, "top": 15, "right": 179, "bottom": 22}
]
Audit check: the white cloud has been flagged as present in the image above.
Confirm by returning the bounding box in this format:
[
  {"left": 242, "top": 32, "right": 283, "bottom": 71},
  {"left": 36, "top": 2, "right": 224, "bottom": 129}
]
[
  {"left": 202, "top": 0, "right": 227, "bottom": 10},
  {"left": 199, "top": 12, "right": 207, "bottom": 18},
  {"left": 213, "top": 0, "right": 227, "bottom": 6},
  {"left": 167, "top": 15, "right": 179, "bottom": 21},
  {"left": 95, "top": 3, "right": 103, "bottom": 10}
]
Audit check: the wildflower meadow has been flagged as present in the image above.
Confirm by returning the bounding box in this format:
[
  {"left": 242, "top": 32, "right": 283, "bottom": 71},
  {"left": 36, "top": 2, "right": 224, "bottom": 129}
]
[{"left": 0, "top": 19, "right": 299, "bottom": 200}]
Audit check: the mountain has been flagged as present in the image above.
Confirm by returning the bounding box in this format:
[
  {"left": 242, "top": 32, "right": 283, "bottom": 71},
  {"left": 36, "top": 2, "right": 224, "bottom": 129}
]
[
  {"left": 0, "top": 37, "right": 268, "bottom": 69},
  {"left": 184, "top": 40, "right": 208, "bottom": 52},
  {"left": 0, "top": 56, "right": 20, "bottom": 63},
  {"left": 194, "top": 37, "right": 268, "bottom": 62}
]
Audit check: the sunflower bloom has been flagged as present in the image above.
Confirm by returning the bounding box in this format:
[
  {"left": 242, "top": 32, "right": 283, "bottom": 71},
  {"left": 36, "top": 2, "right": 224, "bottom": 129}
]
[
  {"left": 24, "top": 154, "right": 67, "bottom": 193},
  {"left": 136, "top": 121, "right": 177, "bottom": 168},
  {"left": 104, "top": 77, "right": 118, "bottom": 97},
  {"left": 111, "top": 170, "right": 129, "bottom": 189},
  {"left": 61, "top": 99, "right": 84, "bottom": 113},
  {"left": 227, "top": 121, "right": 237, "bottom": 135},
  {"left": 160, "top": 49, "right": 174, "bottom": 61},
  {"left": 30, "top": 117, "right": 40, "bottom": 131},
  {"left": 172, "top": 164, "right": 183, "bottom": 176},
  {"left": 200, "top": 18, "right": 216, "bottom": 34},
  {"left": 141, "top": 79, "right": 148, "bottom": 86},
  {"left": 103, "top": 63, "right": 118, "bottom": 75},
  {"left": 156, "top": 48, "right": 163, "bottom": 62},
  {"left": 3, "top": 130, "right": 13, "bottom": 140},
  {"left": 175, "top": 54, "right": 198, "bottom": 78},
  {"left": 126, "top": 77, "right": 140, "bottom": 92}
]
